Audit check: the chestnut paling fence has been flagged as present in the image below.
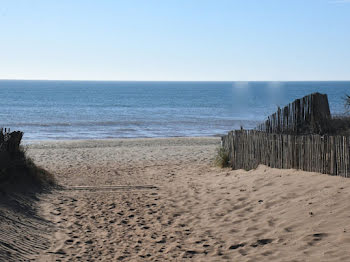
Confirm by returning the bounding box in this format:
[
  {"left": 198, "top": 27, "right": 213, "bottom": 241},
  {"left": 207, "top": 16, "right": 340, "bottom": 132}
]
[
  {"left": 0, "top": 128, "right": 23, "bottom": 154},
  {"left": 256, "top": 92, "right": 331, "bottom": 135},
  {"left": 222, "top": 130, "right": 350, "bottom": 177},
  {"left": 222, "top": 93, "right": 350, "bottom": 177}
]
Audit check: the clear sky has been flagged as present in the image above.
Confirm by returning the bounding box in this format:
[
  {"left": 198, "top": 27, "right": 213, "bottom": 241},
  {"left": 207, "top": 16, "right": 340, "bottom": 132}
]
[{"left": 0, "top": 0, "right": 349, "bottom": 81}]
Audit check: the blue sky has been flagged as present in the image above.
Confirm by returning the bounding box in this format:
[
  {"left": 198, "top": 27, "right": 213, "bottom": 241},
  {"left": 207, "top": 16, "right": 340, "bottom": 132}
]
[{"left": 0, "top": 0, "right": 349, "bottom": 81}]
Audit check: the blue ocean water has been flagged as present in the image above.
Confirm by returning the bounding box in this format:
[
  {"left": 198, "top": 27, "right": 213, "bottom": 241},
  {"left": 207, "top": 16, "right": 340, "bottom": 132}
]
[{"left": 0, "top": 80, "right": 349, "bottom": 140}]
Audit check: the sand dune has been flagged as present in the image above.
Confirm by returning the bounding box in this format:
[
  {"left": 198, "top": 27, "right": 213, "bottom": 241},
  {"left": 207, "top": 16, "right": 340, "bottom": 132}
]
[
  {"left": 0, "top": 191, "right": 52, "bottom": 261},
  {"left": 3, "top": 137, "right": 349, "bottom": 261}
]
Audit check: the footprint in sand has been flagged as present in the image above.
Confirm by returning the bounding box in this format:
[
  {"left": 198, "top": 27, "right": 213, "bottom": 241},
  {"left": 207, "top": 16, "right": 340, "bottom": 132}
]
[{"left": 250, "top": 238, "right": 274, "bottom": 247}]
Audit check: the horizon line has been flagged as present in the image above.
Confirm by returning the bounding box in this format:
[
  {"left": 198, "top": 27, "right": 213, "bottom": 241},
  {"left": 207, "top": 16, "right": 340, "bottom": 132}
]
[{"left": 1, "top": 79, "right": 350, "bottom": 82}]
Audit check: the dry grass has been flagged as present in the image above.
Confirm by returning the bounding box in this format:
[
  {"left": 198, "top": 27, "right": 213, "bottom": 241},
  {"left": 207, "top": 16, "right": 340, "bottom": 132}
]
[
  {"left": 345, "top": 94, "right": 350, "bottom": 113},
  {"left": 327, "top": 116, "right": 350, "bottom": 136},
  {"left": 0, "top": 136, "right": 55, "bottom": 191},
  {"left": 214, "top": 147, "right": 230, "bottom": 168}
]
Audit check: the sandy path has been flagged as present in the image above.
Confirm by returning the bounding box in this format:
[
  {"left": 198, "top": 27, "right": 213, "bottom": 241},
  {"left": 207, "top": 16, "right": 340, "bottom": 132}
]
[
  {"left": 24, "top": 137, "right": 350, "bottom": 261},
  {"left": 0, "top": 193, "right": 52, "bottom": 262}
]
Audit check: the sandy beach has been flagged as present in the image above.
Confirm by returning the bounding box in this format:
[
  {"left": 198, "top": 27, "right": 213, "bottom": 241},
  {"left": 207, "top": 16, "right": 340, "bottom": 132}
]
[
  {"left": 2, "top": 0, "right": 349, "bottom": 261},
  {"left": 2, "top": 137, "right": 350, "bottom": 261}
]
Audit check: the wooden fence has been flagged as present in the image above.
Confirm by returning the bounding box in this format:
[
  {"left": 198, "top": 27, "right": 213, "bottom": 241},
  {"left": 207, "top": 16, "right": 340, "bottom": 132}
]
[
  {"left": 221, "top": 130, "right": 350, "bottom": 177},
  {"left": 257, "top": 92, "right": 331, "bottom": 135},
  {"left": 0, "top": 128, "right": 23, "bottom": 154}
]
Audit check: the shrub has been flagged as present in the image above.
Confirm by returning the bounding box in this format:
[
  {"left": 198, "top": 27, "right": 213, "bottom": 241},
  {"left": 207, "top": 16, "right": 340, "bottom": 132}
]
[
  {"left": 215, "top": 147, "right": 230, "bottom": 168},
  {"left": 345, "top": 94, "right": 350, "bottom": 111},
  {"left": 327, "top": 116, "right": 350, "bottom": 136},
  {"left": 0, "top": 130, "right": 55, "bottom": 191}
]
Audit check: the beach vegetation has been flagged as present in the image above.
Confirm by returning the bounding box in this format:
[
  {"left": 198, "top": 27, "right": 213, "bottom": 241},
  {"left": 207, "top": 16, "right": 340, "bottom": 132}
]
[
  {"left": 0, "top": 130, "right": 55, "bottom": 191},
  {"left": 215, "top": 147, "right": 230, "bottom": 168},
  {"left": 345, "top": 94, "right": 350, "bottom": 114},
  {"left": 324, "top": 94, "right": 350, "bottom": 136}
]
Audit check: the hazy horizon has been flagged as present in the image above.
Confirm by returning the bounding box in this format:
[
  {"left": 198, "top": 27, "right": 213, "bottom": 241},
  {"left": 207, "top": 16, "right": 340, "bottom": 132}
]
[{"left": 1, "top": 79, "right": 350, "bottom": 82}]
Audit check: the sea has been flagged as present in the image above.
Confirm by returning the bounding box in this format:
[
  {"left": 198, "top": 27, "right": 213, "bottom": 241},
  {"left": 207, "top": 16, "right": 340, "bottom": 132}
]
[{"left": 0, "top": 80, "right": 349, "bottom": 141}]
